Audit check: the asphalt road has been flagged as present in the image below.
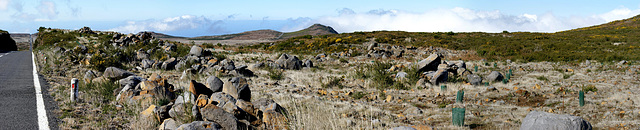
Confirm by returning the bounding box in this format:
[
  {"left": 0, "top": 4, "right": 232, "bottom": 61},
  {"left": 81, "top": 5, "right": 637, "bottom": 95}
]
[{"left": 0, "top": 51, "right": 58, "bottom": 129}]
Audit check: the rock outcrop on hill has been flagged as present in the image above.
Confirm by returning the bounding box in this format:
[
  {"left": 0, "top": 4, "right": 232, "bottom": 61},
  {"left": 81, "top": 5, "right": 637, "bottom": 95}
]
[{"left": 0, "top": 30, "right": 18, "bottom": 52}]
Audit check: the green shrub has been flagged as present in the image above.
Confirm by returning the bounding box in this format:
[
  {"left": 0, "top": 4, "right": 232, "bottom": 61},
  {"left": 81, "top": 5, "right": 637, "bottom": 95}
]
[
  {"left": 89, "top": 53, "right": 122, "bottom": 71},
  {"left": 349, "top": 91, "right": 366, "bottom": 99},
  {"left": 81, "top": 80, "right": 119, "bottom": 102},
  {"left": 562, "top": 73, "right": 574, "bottom": 79},
  {"left": 368, "top": 62, "right": 394, "bottom": 90},
  {"left": 536, "top": 76, "right": 549, "bottom": 82},
  {"left": 266, "top": 68, "right": 283, "bottom": 80},
  {"left": 582, "top": 85, "right": 598, "bottom": 93},
  {"left": 322, "top": 76, "right": 344, "bottom": 89}
]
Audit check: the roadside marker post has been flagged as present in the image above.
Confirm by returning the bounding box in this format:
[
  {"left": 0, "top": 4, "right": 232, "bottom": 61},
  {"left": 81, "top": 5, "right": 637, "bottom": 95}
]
[{"left": 71, "top": 78, "right": 78, "bottom": 102}]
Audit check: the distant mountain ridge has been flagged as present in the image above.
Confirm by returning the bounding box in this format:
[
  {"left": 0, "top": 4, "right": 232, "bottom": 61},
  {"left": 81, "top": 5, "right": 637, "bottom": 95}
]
[{"left": 153, "top": 24, "right": 339, "bottom": 41}]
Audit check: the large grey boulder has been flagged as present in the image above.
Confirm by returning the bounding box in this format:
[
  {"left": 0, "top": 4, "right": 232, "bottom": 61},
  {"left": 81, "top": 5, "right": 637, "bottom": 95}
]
[
  {"left": 367, "top": 42, "right": 378, "bottom": 50},
  {"left": 466, "top": 74, "right": 482, "bottom": 85},
  {"left": 209, "top": 92, "right": 237, "bottom": 108},
  {"left": 118, "top": 75, "right": 144, "bottom": 87},
  {"left": 176, "top": 121, "right": 222, "bottom": 130},
  {"left": 417, "top": 53, "right": 441, "bottom": 73},
  {"left": 429, "top": 69, "right": 448, "bottom": 85},
  {"left": 136, "top": 50, "right": 149, "bottom": 60},
  {"left": 390, "top": 126, "right": 417, "bottom": 130},
  {"left": 159, "top": 118, "right": 178, "bottom": 130},
  {"left": 103, "top": 67, "right": 134, "bottom": 80},
  {"left": 189, "top": 45, "right": 204, "bottom": 57},
  {"left": 520, "top": 111, "right": 592, "bottom": 130},
  {"left": 395, "top": 72, "right": 408, "bottom": 79},
  {"left": 168, "top": 103, "right": 188, "bottom": 120},
  {"left": 220, "top": 59, "right": 235, "bottom": 71},
  {"left": 205, "top": 76, "right": 224, "bottom": 93},
  {"left": 284, "top": 56, "right": 303, "bottom": 70},
  {"left": 161, "top": 58, "right": 178, "bottom": 70},
  {"left": 303, "top": 59, "right": 313, "bottom": 68},
  {"left": 275, "top": 54, "right": 289, "bottom": 68},
  {"left": 84, "top": 70, "right": 98, "bottom": 83},
  {"left": 199, "top": 104, "right": 238, "bottom": 130},
  {"left": 236, "top": 84, "right": 251, "bottom": 101},
  {"left": 486, "top": 71, "right": 504, "bottom": 82},
  {"left": 274, "top": 53, "right": 303, "bottom": 70},
  {"left": 141, "top": 59, "right": 155, "bottom": 69},
  {"left": 222, "top": 77, "right": 248, "bottom": 100}
]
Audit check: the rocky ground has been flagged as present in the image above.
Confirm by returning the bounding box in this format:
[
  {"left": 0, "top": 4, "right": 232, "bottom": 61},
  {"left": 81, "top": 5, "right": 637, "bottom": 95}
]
[{"left": 33, "top": 27, "right": 639, "bottom": 129}]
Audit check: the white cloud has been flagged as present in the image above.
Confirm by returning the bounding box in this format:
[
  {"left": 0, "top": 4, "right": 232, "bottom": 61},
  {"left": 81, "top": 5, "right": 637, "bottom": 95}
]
[
  {"left": 0, "top": 0, "right": 8, "bottom": 11},
  {"left": 110, "top": 15, "right": 219, "bottom": 34},
  {"left": 597, "top": 7, "right": 640, "bottom": 21},
  {"left": 37, "top": 0, "right": 58, "bottom": 20},
  {"left": 288, "top": 7, "right": 640, "bottom": 33}
]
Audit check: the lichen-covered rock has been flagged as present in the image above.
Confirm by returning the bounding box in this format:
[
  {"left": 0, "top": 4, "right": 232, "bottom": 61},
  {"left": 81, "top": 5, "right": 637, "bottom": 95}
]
[
  {"left": 417, "top": 53, "right": 441, "bottom": 72},
  {"left": 520, "top": 111, "right": 592, "bottom": 130},
  {"left": 222, "top": 77, "right": 248, "bottom": 99},
  {"left": 486, "top": 71, "right": 504, "bottom": 82},
  {"left": 176, "top": 121, "right": 222, "bottom": 130},
  {"left": 159, "top": 118, "right": 178, "bottom": 130},
  {"left": 189, "top": 80, "right": 213, "bottom": 97},
  {"left": 199, "top": 104, "right": 238, "bottom": 130},
  {"left": 189, "top": 45, "right": 203, "bottom": 57},
  {"left": 161, "top": 58, "right": 178, "bottom": 70},
  {"left": 429, "top": 69, "right": 448, "bottom": 85},
  {"left": 466, "top": 74, "right": 482, "bottom": 85},
  {"left": 103, "top": 67, "right": 134, "bottom": 80}
]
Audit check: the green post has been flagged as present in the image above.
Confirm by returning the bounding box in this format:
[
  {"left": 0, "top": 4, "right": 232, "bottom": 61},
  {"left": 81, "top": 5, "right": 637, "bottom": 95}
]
[
  {"left": 484, "top": 82, "right": 489, "bottom": 86},
  {"left": 579, "top": 90, "right": 584, "bottom": 106},
  {"left": 502, "top": 78, "right": 508, "bottom": 84},
  {"left": 474, "top": 66, "right": 478, "bottom": 72},
  {"left": 456, "top": 90, "right": 464, "bottom": 103},
  {"left": 440, "top": 85, "right": 447, "bottom": 91},
  {"left": 506, "top": 73, "right": 511, "bottom": 80},
  {"left": 493, "top": 63, "right": 497, "bottom": 68},
  {"left": 508, "top": 69, "right": 513, "bottom": 75},
  {"left": 452, "top": 107, "right": 465, "bottom": 126}
]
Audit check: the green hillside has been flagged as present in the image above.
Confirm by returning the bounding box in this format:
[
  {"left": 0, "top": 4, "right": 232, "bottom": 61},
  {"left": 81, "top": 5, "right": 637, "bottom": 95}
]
[{"left": 257, "top": 15, "right": 640, "bottom": 62}]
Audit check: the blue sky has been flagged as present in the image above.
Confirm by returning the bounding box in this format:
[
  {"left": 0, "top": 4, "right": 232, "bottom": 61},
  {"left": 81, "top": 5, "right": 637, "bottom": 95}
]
[{"left": 0, "top": 0, "right": 639, "bottom": 37}]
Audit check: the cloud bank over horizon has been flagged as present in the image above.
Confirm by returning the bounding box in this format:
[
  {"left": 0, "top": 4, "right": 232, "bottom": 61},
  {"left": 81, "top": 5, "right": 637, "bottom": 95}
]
[{"left": 108, "top": 7, "right": 640, "bottom": 36}]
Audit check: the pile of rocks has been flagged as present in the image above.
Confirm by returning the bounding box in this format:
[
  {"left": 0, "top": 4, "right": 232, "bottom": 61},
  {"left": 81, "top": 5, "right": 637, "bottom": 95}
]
[
  {"left": 111, "top": 32, "right": 154, "bottom": 47},
  {"left": 412, "top": 53, "right": 508, "bottom": 86},
  {"left": 77, "top": 26, "right": 96, "bottom": 34},
  {"left": 366, "top": 42, "right": 405, "bottom": 59},
  {"left": 137, "top": 44, "right": 255, "bottom": 78},
  {"left": 255, "top": 53, "right": 313, "bottom": 70},
  {"left": 85, "top": 66, "right": 288, "bottom": 129}
]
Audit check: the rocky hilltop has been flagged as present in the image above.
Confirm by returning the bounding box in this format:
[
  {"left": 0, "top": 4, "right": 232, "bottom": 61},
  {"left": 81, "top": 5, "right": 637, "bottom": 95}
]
[
  {"left": 0, "top": 29, "right": 18, "bottom": 52},
  {"left": 156, "top": 24, "right": 339, "bottom": 46}
]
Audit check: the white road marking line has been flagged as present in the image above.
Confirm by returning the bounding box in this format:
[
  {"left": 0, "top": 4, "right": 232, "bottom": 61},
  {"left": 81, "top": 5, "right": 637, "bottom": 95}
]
[{"left": 32, "top": 52, "right": 50, "bottom": 130}]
